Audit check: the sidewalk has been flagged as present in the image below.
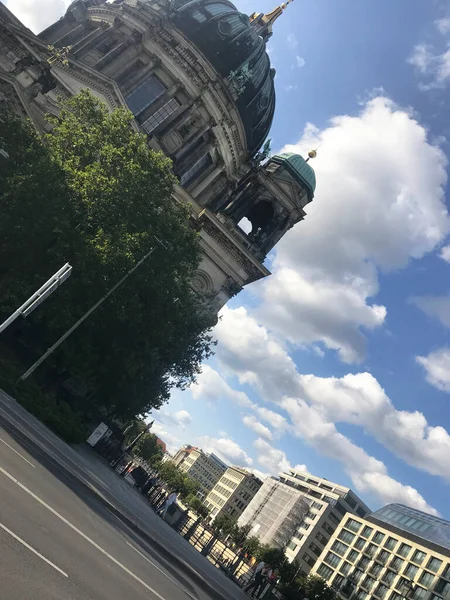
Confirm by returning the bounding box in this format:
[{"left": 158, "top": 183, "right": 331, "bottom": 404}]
[{"left": 0, "top": 388, "right": 245, "bottom": 600}]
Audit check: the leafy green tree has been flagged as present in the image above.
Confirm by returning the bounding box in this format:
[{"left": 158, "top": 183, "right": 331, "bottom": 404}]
[
  {"left": 133, "top": 433, "right": 163, "bottom": 464},
  {"left": 156, "top": 461, "right": 199, "bottom": 499},
  {"left": 213, "top": 514, "right": 238, "bottom": 537},
  {"left": 280, "top": 574, "right": 337, "bottom": 600},
  {"left": 0, "top": 92, "right": 215, "bottom": 419},
  {"left": 242, "top": 536, "right": 261, "bottom": 557},
  {"left": 185, "top": 494, "right": 209, "bottom": 518}
]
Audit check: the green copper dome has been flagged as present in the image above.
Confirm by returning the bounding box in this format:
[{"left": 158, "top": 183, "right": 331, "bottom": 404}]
[{"left": 273, "top": 152, "right": 316, "bottom": 201}]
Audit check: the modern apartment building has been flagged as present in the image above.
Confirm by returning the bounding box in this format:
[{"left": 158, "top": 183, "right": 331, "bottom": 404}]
[
  {"left": 173, "top": 445, "right": 227, "bottom": 498},
  {"left": 279, "top": 469, "right": 371, "bottom": 575},
  {"left": 310, "top": 504, "right": 450, "bottom": 600},
  {"left": 238, "top": 477, "right": 311, "bottom": 548},
  {"left": 205, "top": 466, "right": 262, "bottom": 520}
]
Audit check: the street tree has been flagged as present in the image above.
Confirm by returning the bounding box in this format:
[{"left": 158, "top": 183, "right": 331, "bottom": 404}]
[
  {"left": 133, "top": 433, "right": 163, "bottom": 464},
  {"left": 0, "top": 92, "right": 215, "bottom": 419}
]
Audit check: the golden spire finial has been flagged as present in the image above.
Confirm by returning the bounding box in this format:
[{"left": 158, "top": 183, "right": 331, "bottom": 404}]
[
  {"left": 250, "top": 0, "right": 294, "bottom": 40},
  {"left": 306, "top": 149, "right": 318, "bottom": 162}
]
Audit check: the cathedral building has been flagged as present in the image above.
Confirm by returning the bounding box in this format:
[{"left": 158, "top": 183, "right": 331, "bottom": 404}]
[{"left": 0, "top": 0, "right": 316, "bottom": 312}]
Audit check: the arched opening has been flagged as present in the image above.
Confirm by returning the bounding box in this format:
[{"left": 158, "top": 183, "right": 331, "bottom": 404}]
[{"left": 245, "top": 200, "right": 275, "bottom": 236}]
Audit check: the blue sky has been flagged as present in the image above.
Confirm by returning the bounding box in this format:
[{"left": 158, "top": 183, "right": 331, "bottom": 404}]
[{"left": 11, "top": 0, "right": 450, "bottom": 518}]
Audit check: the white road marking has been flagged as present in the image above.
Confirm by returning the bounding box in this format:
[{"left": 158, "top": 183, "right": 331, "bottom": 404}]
[
  {"left": 0, "top": 437, "right": 35, "bottom": 468},
  {"left": 0, "top": 521, "right": 68, "bottom": 577},
  {"left": 126, "top": 542, "right": 198, "bottom": 600},
  {"left": 0, "top": 466, "right": 171, "bottom": 600}
]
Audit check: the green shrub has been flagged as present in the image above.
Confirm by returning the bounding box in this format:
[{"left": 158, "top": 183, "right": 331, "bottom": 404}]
[{"left": 0, "top": 356, "right": 87, "bottom": 444}]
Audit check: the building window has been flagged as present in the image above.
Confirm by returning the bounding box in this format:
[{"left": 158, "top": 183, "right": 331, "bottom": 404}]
[
  {"left": 362, "top": 576, "right": 376, "bottom": 592},
  {"left": 125, "top": 75, "right": 166, "bottom": 116},
  {"left": 357, "top": 557, "right": 370, "bottom": 571},
  {"left": 332, "top": 574, "right": 344, "bottom": 590},
  {"left": 324, "top": 523, "right": 335, "bottom": 536},
  {"left": 357, "top": 507, "right": 366, "bottom": 517},
  {"left": 404, "top": 564, "right": 419, "bottom": 580},
  {"left": 331, "top": 541, "right": 349, "bottom": 557},
  {"left": 375, "top": 584, "right": 389, "bottom": 599},
  {"left": 390, "top": 557, "right": 404, "bottom": 572},
  {"left": 355, "top": 538, "right": 366, "bottom": 551},
  {"left": 377, "top": 550, "right": 391, "bottom": 565},
  {"left": 443, "top": 565, "right": 450, "bottom": 581},
  {"left": 310, "top": 543, "right": 322, "bottom": 557},
  {"left": 312, "top": 501, "right": 323, "bottom": 510},
  {"left": 141, "top": 97, "right": 181, "bottom": 133},
  {"left": 180, "top": 153, "right": 213, "bottom": 186},
  {"left": 287, "top": 541, "right": 297, "bottom": 551},
  {"left": 370, "top": 563, "right": 383, "bottom": 577},
  {"left": 317, "top": 564, "right": 333, "bottom": 580},
  {"left": 413, "top": 587, "right": 427, "bottom": 600},
  {"left": 373, "top": 532, "right": 385, "bottom": 545},
  {"left": 419, "top": 572, "right": 435, "bottom": 587},
  {"left": 348, "top": 550, "right": 359, "bottom": 563},
  {"left": 354, "top": 590, "right": 368, "bottom": 600},
  {"left": 340, "top": 562, "right": 352, "bottom": 576},
  {"left": 345, "top": 495, "right": 357, "bottom": 509},
  {"left": 382, "top": 571, "right": 396, "bottom": 586},
  {"left": 435, "top": 579, "right": 450, "bottom": 599},
  {"left": 324, "top": 552, "right": 341, "bottom": 569},
  {"left": 303, "top": 553, "right": 316, "bottom": 568},
  {"left": 316, "top": 532, "right": 329, "bottom": 545},
  {"left": 412, "top": 550, "right": 426, "bottom": 566},
  {"left": 335, "top": 502, "right": 347, "bottom": 516},
  {"left": 362, "top": 526, "right": 374, "bottom": 539},
  {"left": 385, "top": 537, "right": 398, "bottom": 551},
  {"left": 345, "top": 518, "right": 362, "bottom": 533},
  {"left": 339, "top": 530, "right": 356, "bottom": 544},
  {"left": 398, "top": 544, "right": 412, "bottom": 558},
  {"left": 354, "top": 570, "right": 364, "bottom": 583},
  {"left": 366, "top": 544, "right": 378, "bottom": 558},
  {"left": 427, "top": 558, "right": 443, "bottom": 574}
]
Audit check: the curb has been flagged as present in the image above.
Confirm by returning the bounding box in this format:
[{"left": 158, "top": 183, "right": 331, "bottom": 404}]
[{"left": 0, "top": 411, "right": 234, "bottom": 600}]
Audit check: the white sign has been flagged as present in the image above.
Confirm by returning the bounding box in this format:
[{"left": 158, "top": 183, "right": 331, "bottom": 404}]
[{"left": 86, "top": 422, "right": 109, "bottom": 447}]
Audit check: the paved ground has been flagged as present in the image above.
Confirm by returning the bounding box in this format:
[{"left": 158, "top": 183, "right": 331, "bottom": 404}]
[
  {"left": 0, "top": 426, "right": 209, "bottom": 600},
  {"left": 0, "top": 390, "right": 247, "bottom": 600}
]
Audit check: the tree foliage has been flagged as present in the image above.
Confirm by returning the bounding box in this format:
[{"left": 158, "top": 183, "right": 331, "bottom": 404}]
[
  {"left": 0, "top": 92, "right": 215, "bottom": 419},
  {"left": 133, "top": 433, "right": 163, "bottom": 464},
  {"left": 185, "top": 494, "right": 209, "bottom": 518},
  {"left": 156, "top": 460, "right": 200, "bottom": 499},
  {"left": 280, "top": 574, "right": 337, "bottom": 600}
]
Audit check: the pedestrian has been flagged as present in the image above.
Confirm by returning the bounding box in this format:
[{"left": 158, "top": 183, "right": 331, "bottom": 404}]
[
  {"left": 157, "top": 490, "right": 178, "bottom": 519},
  {"left": 244, "top": 561, "right": 266, "bottom": 597}
]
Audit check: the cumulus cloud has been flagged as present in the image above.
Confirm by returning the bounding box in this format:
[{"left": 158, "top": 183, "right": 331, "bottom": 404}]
[
  {"left": 191, "top": 364, "right": 254, "bottom": 408},
  {"left": 157, "top": 409, "right": 192, "bottom": 429},
  {"left": 243, "top": 415, "right": 273, "bottom": 440},
  {"left": 150, "top": 421, "right": 180, "bottom": 455},
  {"left": 5, "top": 0, "right": 70, "bottom": 33},
  {"left": 253, "top": 438, "right": 307, "bottom": 476},
  {"left": 416, "top": 348, "right": 450, "bottom": 393},
  {"left": 213, "top": 307, "right": 440, "bottom": 514},
  {"left": 411, "top": 294, "right": 450, "bottom": 328},
  {"left": 295, "top": 56, "right": 306, "bottom": 68},
  {"left": 199, "top": 436, "right": 252, "bottom": 467},
  {"left": 258, "top": 97, "right": 448, "bottom": 362},
  {"left": 287, "top": 33, "right": 298, "bottom": 49},
  {"left": 409, "top": 18, "right": 450, "bottom": 89},
  {"left": 436, "top": 17, "right": 450, "bottom": 35},
  {"left": 440, "top": 245, "right": 450, "bottom": 262}
]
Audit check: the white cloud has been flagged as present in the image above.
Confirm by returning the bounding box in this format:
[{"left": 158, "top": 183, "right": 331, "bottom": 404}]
[
  {"left": 191, "top": 364, "right": 254, "bottom": 408},
  {"left": 255, "top": 406, "right": 289, "bottom": 433},
  {"left": 411, "top": 294, "right": 450, "bottom": 327},
  {"left": 213, "top": 307, "right": 440, "bottom": 514},
  {"left": 440, "top": 245, "right": 450, "bottom": 262},
  {"left": 409, "top": 44, "right": 450, "bottom": 88},
  {"left": 287, "top": 33, "right": 298, "bottom": 49},
  {"left": 295, "top": 56, "right": 306, "bottom": 68},
  {"left": 243, "top": 415, "right": 273, "bottom": 440},
  {"left": 417, "top": 348, "right": 450, "bottom": 393},
  {"left": 253, "top": 438, "right": 304, "bottom": 476},
  {"left": 157, "top": 409, "right": 192, "bottom": 429},
  {"left": 5, "top": 0, "right": 70, "bottom": 33},
  {"left": 150, "top": 421, "right": 180, "bottom": 455},
  {"left": 257, "top": 97, "right": 448, "bottom": 362},
  {"left": 436, "top": 17, "right": 450, "bottom": 35},
  {"left": 199, "top": 436, "right": 252, "bottom": 467}
]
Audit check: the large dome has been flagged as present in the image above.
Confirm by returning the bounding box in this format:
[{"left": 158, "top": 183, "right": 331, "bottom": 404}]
[{"left": 173, "top": 0, "right": 275, "bottom": 157}]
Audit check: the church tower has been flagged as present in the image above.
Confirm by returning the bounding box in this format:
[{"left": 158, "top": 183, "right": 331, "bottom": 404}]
[{"left": 0, "top": 0, "right": 316, "bottom": 312}]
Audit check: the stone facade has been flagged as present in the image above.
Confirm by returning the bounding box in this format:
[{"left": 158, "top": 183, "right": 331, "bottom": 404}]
[{"left": 0, "top": 0, "right": 316, "bottom": 314}]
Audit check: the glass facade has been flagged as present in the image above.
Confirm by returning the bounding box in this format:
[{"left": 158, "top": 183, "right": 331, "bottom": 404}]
[
  {"left": 373, "top": 505, "right": 450, "bottom": 552},
  {"left": 141, "top": 98, "right": 180, "bottom": 133}
]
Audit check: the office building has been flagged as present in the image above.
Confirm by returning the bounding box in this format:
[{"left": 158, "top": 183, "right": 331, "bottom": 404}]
[
  {"left": 238, "top": 477, "right": 311, "bottom": 548},
  {"left": 205, "top": 466, "right": 262, "bottom": 520},
  {"left": 173, "top": 445, "right": 227, "bottom": 497},
  {"left": 279, "top": 468, "right": 371, "bottom": 575},
  {"left": 311, "top": 504, "right": 450, "bottom": 600}
]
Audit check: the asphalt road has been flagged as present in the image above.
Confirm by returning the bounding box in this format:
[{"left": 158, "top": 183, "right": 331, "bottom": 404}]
[{"left": 0, "top": 427, "right": 214, "bottom": 600}]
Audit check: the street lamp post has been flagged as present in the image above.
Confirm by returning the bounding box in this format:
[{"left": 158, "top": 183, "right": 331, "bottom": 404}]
[
  {"left": 18, "top": 238, "right": 166, "bottom": 381},
  {"left": 0, "top": 263, "right": 72, "bottom": 334}
]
